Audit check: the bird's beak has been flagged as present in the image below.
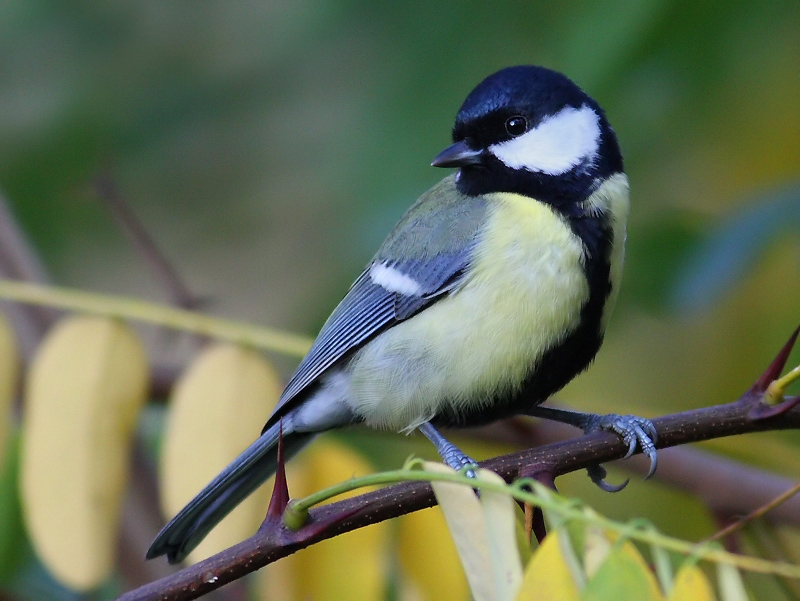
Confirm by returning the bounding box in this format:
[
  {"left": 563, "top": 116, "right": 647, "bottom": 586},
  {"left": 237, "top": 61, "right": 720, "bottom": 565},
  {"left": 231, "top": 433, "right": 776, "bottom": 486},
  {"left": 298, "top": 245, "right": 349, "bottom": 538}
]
[{"left": 431, "top": 140, "right": 484, "bottom": 168}]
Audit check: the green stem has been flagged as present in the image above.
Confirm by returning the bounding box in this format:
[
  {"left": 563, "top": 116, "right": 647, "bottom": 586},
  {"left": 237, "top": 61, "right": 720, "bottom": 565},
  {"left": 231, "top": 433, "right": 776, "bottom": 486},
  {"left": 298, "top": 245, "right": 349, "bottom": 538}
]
[
  {"left": 286, "top": 463, "right": 800, "bottom": 580},
  {"left": 0, "top": 279, "right": 311, "bottom": 357},
  {"left": 766, "top": 364, "right": 800, "bottom": 403}
]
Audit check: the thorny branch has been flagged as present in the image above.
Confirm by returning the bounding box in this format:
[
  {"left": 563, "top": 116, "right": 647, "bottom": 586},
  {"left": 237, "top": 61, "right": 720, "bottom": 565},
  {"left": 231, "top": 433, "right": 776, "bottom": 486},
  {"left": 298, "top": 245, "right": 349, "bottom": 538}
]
[
  {"left": 117, "top": 327, "right": 800, "bottom": 601},
  {"left": 0, "top": 184, "right": 798, "bottom": 600}
]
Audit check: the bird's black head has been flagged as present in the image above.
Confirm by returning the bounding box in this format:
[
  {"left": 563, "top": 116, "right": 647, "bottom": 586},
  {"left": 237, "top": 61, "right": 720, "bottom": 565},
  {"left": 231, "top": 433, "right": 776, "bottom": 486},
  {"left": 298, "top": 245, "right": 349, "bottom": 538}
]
[{"left": 432, "top": 66, "right": 623, "bottom": 207}]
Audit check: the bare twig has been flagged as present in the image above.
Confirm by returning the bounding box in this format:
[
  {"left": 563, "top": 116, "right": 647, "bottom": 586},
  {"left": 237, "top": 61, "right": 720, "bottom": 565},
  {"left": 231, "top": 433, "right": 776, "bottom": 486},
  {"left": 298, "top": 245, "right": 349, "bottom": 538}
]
[
  {"left": 705, "top": 482, "right": 800, "bottom": 544},
  {"left": 117, "top": 386, "right": 800, "bottom": 600},
  {"left": 0, "top": 188, "right": 59, "bottom": 360},
  {"left": 472, "top": 419, "right": 800, "bottom": 528},
  {"left": 92, "top": 174, "right": 200, "bottom": 310},
  {"left": 0, "top": 186, "right": 194, "bottom": 594}
]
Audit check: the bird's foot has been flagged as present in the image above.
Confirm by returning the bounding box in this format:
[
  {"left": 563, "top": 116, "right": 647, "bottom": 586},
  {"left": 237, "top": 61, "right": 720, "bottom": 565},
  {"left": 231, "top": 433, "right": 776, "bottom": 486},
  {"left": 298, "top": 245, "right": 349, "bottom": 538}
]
[
  {"left": 581, "top": 413, "right": 658, "bottom": 479},
  {"left": 524, "top": 406, "right": 658, "bottom": 491}
]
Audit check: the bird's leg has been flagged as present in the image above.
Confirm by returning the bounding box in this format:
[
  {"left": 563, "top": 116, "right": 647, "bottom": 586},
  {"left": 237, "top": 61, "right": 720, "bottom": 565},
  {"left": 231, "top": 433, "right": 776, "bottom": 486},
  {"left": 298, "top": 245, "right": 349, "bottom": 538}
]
[
  {"left": 525, "top": 405, "right": 658, "bottom": 490},
  {"left": 419, "top": 422, "right": 478, "bottom": 478}
]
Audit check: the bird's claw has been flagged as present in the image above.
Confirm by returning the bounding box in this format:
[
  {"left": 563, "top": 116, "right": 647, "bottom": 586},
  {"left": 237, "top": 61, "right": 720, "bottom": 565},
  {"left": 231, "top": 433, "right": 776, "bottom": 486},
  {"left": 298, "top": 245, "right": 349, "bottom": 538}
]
[
  {"left": 587, "top": 464, "right": 629, "bottom": 493},
  {"left": 584, "top": 413, "right": 659, "bottom": 482}
]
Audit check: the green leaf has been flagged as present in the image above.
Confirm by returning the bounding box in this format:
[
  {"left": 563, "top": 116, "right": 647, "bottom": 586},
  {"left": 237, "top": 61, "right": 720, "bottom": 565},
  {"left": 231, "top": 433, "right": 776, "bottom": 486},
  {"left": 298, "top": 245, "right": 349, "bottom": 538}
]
[
  {"left": 650, "top": 543, "right": 675, "bottom": 596},
  {"left": 479, "top": 469, "right": 523, "bottom": 601},
  {"left": 0, "top": 429, "right": 27, "bottom": 583},
  {"left": 583, "top": 526, "right": 613, "bottom": 578},
  {"left": 581, "top": 543, "right": 664, "bottom": 601},
  {"left": 428, "top": 464, "right": 526, "bottom": 601},
  {"left": 716, "top": 563, "right": 750, "bottom": 601}
]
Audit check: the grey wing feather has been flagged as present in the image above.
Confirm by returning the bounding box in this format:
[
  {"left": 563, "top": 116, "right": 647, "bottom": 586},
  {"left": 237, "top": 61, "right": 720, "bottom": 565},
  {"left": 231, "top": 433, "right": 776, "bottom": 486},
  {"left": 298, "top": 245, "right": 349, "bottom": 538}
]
[
  {"left": 146, "top": 426, "right": 314, "bottom": 563},
  {"left": 265, "top": 248, "right": 473, "bottom": 428},
  {"left": 272, "top": 271, "right": 395, "bottom": 415},
  {"left": 389, "top": 250, "right": 470, "bottom": 319}
]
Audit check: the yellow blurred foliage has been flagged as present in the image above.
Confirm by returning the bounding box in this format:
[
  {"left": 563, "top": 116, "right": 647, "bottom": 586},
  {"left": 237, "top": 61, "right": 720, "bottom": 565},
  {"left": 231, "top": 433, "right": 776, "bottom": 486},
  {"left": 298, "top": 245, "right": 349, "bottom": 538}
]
[
  {"left": 668, "top": 564, "right": 717, "bottom": 601},
  {"left": 160, "top": 343, "right": 283, "bottom": 564},
  {"left": 20, "top": 316, "right": 148, "bottom": 591},
  {"left": 397, "top": 507, "right": 470, "bottom": 601},
  {"left": 515, "top": 530, "right": 580, "bottom": 601},
  {"left": 257, "top": 439, "right": 390, "bottom": 601}
]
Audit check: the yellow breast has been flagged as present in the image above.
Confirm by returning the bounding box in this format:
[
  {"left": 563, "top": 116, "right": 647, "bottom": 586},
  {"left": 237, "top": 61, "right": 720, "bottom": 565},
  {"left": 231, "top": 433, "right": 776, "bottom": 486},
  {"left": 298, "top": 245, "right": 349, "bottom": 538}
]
[{"left": 347, "top": 190, "right": 591, "bottom": 431}]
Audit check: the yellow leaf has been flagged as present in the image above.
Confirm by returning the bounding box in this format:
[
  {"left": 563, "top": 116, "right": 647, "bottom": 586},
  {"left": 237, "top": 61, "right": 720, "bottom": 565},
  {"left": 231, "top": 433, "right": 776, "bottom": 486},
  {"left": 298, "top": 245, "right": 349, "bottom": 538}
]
[
  {"left": 398, "top": 506, "right": 470, "bottom": 601},
  {"left": 581, "top": 542, "right": 664, "bottom": 601},
  {"left": 20, "top": 316, "right": 148, "bottom": 591},
  {"left": 477, "top": 468, "right": 523, "bottom": 601},
  {"left": 257, "top": 440, "right": 390, "bottom": 601},
  {"left": 160, "top": 343, "right": 282, "bottom": 563},
  {"left": 668, "top": 564, "right": 717, "bottom": 601},
  {"left": 0, "top": 312, "right": 19, "bottom": 468},
  {"left": 583, "top": 526, "right": 613, "bottom": 578},
  {"left": 515, "top": 529, "right": 580, "bottom": 601},
  {"left": 429, "top": 462, "right": 495, "bottom": 601}
]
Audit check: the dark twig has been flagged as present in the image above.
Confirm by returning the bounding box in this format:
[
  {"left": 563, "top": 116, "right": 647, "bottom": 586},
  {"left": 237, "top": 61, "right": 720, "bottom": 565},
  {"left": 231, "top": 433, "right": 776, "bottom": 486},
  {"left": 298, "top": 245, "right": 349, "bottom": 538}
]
[
  {"left": 471, "top": 419, "right": 800, "bottom": 529},
  {"left": 0, "top": 188, "right": 59, "bottom": 360},
  {"left": 117, "top": 380, "right": 800, "bottom": 599},
  {"left": 92, "top": 174, "right": 200, "bottom": 310},
  {"left": 0, "top": 186, "right": 204, "bottom": 595},
  {"left": 705, "top": 482, "right": 800, "bottom": 544}
]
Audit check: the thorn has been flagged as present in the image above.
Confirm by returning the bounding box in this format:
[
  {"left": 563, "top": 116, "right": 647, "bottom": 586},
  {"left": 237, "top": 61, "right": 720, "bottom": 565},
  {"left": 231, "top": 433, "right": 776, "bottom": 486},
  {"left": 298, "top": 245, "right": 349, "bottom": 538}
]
[
  {"left": 749, "top": 395, "right": 800, "bottom": 421},
  {"left": 523, "top": 470, "right": 556, "bottom": 544},
  {"left": 524, "top": 503, "right": 533, "bottom": 541},
  {"left": 534, "top": 470, "right": 557, "bottom": 491},
  {"left": 531, "top": 507, "right": 547, "bottom": 544},
  {"left": 292, "top": 505, "right": 363, "bottom": 541},
  {"left": 749, "top": 325, "right": 800, "bottom": 395},
  {"left": 266, "top": 420, "right": 289, "bottom": 519}
]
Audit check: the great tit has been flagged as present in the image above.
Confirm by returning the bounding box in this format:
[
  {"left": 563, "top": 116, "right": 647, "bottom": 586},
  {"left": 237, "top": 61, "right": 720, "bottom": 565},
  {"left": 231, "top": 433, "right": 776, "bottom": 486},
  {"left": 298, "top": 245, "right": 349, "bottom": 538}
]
[{"left": 147, "top": 65, "right": 657, "bottom": 564}]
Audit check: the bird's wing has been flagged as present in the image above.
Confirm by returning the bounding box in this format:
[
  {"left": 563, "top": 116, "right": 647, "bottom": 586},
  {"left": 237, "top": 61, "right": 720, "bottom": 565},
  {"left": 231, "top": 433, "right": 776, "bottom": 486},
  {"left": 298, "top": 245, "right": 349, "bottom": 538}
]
[
  {"left": 264, "top": 174, "right": 488, "bottom": 428},
  {"left": 266, "top": 248, "right": 473, "bottom": 427}
]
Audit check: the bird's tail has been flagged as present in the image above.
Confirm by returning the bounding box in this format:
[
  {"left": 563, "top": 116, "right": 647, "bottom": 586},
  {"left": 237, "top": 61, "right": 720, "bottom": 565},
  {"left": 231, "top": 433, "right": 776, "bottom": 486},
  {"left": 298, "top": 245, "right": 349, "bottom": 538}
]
[{"left": 146, "top": 421, "right": 315, "bottom": 564}]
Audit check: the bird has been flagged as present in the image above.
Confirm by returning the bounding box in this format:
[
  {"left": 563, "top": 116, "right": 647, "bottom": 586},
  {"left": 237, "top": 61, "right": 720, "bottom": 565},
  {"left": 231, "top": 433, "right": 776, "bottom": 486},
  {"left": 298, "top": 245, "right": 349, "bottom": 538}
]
[{"left": 147, "top": 65, "right": 657, "bottom": 564}]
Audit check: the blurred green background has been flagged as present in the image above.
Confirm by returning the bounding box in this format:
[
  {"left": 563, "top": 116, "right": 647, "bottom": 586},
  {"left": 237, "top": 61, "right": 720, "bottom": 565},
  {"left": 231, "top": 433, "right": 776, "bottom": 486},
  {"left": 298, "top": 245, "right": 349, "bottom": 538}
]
[{"left": 0, "top": 0, "right": 799, "bottom": 599}]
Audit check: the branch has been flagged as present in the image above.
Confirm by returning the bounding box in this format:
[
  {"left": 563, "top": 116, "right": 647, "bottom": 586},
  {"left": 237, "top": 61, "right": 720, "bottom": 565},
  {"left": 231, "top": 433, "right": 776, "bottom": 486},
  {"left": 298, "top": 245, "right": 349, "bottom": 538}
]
[
  {"left": 2, "top": 184, "right": 796, "bottom": 599},
  {"left": 117, "top": 329, "right": 800, "bottom": 601},
  {"left": 92, "top": 174, "right": 201, "bottom": 311},
  {"left": 0, "top": 187, "right": 59, "bottom": 360},
  {"left": 704, "top": 482, "right": 800, "bottom": 544},
  {"left": 472, "top": 419, "right": 800, "bottom": 527}
]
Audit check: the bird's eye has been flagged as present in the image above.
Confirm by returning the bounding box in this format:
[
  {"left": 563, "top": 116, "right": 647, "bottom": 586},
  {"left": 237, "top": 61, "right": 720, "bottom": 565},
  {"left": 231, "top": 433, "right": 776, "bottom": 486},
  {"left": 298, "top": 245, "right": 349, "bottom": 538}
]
[{"left": 504, "top": 116, "right": 527, "bottom": 137}]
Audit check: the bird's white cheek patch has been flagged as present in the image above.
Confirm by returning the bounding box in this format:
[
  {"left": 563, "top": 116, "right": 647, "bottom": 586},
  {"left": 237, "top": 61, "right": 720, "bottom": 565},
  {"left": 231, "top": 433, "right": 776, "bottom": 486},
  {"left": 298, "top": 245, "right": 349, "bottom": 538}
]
[
  {"left": 489, "top": 105, "right": 601, "bottom": 175},
  {"left": 369, "top": 262, "right": 423, "bottom": 296}
]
